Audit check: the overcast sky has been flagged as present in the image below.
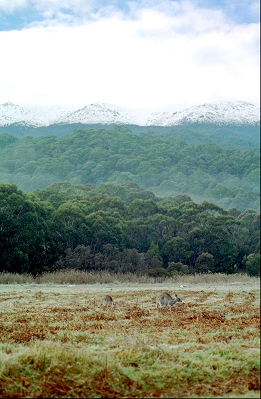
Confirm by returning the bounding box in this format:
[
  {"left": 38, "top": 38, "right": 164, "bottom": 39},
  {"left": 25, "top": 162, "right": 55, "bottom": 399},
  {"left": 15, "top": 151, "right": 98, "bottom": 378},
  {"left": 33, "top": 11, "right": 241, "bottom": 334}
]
[{"left": 0, "top": 0, "right": 259, "bottom": 112}]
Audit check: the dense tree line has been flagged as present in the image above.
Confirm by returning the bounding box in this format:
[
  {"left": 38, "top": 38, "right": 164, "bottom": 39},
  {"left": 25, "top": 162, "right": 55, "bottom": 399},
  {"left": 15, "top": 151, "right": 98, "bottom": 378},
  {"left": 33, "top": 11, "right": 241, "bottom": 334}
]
[
  {"left": 0, "top": 182, "right": 259, "bottom": 277},
  {"left": 0, "top": 127, "right": 259, "bottom": 212}
]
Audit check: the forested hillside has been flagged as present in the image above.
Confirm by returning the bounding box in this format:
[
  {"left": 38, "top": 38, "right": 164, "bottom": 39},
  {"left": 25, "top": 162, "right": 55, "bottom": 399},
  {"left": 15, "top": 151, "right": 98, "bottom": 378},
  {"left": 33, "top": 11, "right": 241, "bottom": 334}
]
[
  {"left": 0, "top": 182, "right": 259, "bottom": 277},
  {"left": 0, "top": 126, "right": 259, "bottom": 211},
  {"left": 1, "top": 122, "right": 259, "bottom": 150}
]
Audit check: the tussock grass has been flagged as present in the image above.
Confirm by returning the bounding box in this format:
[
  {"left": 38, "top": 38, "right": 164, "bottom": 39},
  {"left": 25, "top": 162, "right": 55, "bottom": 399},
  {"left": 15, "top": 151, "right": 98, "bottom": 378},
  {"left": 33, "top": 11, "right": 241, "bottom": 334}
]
[
  {"left": 0, "top": 340, "right": 259, "bottom": 398},
  {"left": 0, "top": 269, "right": 259, "bottom": 285},
  {"left": 0, "top": 272, "right": 35, "bottom": 284},
  {"left": 36, "top": 270, "right": 161, "bottom": 285},
  {"left": 177, "top": 272, "right": 259, "bottom": 285}
]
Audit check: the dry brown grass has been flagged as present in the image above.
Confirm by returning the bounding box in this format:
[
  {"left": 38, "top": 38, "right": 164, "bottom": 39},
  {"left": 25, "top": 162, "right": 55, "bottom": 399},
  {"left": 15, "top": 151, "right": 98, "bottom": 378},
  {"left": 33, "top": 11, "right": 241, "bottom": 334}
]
[
  {"left": 0, "top": 281, "right": 260, "bottom": 398},
  {"left": 0, "top": 269, "right": 259, "bottom": 285}
]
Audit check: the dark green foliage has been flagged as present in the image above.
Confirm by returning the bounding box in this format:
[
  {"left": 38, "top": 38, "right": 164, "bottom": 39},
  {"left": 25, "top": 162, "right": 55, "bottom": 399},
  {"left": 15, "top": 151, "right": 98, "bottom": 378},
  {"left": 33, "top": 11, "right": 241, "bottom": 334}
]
[
  {"left": 245, "top": 254, "right": 260, "bottom": 277},
  {"left": 195, "top": 252, "right": 215, "bottom": 273},
  {"left": 0, "top": 126, "right": 259, "bottom": 211},
  {"left": 147, "top": 268, "right": 170, "bottom": 277},
  {"left": 167, "top": 262, "right": 190, "bottom": 275},
  {"left": 0, "top": 182, "right": 259, "bottom": 276},
  {"left": 0, "top": 132, "right": 18, "bottom": 148},
  {"left": 0, "top": 183, "right": 52, "bottom": 274}
]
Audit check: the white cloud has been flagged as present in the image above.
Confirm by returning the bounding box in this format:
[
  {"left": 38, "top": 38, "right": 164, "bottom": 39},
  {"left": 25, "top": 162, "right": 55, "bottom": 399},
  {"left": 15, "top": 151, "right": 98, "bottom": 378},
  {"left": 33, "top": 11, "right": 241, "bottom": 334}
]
[
  {"left": 0, "top": 0, "right": 28, "bottom": 13},
  {"left": 32, "top": 0, "right": 95, "bottom": 20},
  {"left": 0, "top": 1, "right": 259, "bottom": 111},
  {"left": 0, "top": 0, "right": 92, "bottom": 13}
]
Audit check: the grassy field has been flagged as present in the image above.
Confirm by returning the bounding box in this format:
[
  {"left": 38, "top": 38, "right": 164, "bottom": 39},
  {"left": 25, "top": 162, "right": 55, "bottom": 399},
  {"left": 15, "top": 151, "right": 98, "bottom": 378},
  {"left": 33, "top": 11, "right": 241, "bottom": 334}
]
[{"left": 0, "top": 273, "right": 260, "bottom": 398}]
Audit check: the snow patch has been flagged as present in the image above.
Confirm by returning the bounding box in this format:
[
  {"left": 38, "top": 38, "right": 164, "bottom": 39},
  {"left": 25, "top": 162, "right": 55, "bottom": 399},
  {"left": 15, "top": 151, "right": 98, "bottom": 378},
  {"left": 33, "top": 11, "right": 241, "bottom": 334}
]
[{"left": 55, "top": 102, "right": 138, "bottom": 125}]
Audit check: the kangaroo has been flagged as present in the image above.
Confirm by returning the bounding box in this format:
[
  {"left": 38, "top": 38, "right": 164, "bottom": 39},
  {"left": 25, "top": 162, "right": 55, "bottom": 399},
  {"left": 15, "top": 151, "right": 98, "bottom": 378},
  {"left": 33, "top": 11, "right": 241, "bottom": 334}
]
[
  {"left": 100, "top": 294, "right": 115, "bottom": 307},
  {"left": 156, "top": 292, "right": 182, "bottom": 308}
]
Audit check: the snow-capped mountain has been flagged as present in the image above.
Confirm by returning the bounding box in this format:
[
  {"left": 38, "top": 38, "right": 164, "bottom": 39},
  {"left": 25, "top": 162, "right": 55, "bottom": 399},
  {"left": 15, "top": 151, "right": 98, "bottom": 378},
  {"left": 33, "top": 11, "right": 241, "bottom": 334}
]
[
  {"left": 0, "top": 101, "right": 259, "bottom": 127},
  {"left": 0, "top": 102, "right": 71, "bottom": 127},
  {"left": 146, "top": 101, "right": 260, "bottom": 126},
  {"left": 55, "top": 103, "right": 138, "bottom": 125},
  {"left": 0, "top": 102, "right": 34, "bottom": 126}
]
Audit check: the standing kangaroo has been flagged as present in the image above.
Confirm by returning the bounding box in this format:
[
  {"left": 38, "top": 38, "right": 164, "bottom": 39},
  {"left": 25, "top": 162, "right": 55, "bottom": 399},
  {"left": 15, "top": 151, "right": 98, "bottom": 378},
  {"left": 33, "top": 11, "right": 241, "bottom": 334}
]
[
  {"left": 100, "top": 294, "right": 115, "bottom": 307},
  {"left": 156, "top": 292, "right": 182, "bottom": 308}
]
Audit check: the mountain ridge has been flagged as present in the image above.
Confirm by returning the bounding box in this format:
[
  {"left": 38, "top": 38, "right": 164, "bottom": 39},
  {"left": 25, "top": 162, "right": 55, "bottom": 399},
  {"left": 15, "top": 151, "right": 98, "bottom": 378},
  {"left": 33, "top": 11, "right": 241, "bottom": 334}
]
[{"left": 0, "top": 101, "right": 259, "bottom": 128}]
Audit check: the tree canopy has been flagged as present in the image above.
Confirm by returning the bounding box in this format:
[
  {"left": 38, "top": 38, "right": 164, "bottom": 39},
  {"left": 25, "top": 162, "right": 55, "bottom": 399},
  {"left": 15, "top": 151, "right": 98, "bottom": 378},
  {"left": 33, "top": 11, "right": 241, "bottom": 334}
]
[{"left": 0, "top": 182, "right": 259, "bottom": 277}]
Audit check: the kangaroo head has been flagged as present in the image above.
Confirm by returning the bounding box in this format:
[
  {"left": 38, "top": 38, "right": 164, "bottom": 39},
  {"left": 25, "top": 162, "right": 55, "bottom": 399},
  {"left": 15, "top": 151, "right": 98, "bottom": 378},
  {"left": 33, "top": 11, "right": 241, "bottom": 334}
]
[{"left": 175, "top": 294, "right": 182, "bottom": 302}]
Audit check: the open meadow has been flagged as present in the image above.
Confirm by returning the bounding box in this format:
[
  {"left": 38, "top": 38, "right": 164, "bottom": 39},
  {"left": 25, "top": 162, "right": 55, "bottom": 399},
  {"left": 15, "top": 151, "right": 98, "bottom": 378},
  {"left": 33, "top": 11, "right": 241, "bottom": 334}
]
[{"left": 0, "top": 273, "right": 260, "bottom": 398}]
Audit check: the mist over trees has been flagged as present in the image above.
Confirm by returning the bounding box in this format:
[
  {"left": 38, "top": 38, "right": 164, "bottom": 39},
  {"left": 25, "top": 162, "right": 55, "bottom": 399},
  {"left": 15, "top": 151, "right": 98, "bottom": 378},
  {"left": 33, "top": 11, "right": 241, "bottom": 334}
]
[{"left": 0, "top": 126, "right": 259, "bottom": 212}]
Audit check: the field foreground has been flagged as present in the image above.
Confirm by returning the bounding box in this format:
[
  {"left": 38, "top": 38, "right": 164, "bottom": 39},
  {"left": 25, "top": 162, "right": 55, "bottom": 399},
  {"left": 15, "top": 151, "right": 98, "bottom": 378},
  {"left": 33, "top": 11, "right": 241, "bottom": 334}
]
[{"left": 0, "top": 280, "right": 260, "bottom": 398}]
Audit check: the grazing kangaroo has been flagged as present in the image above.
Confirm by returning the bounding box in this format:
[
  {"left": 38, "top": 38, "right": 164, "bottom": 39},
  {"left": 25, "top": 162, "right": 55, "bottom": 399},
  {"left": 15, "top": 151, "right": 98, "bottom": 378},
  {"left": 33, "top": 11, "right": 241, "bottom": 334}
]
[
  {"left": 100, "top": 294, "right": 115, "bottom": 307},
  {"left": 156, "top": 292, "right": 182, "bottom": 308}
]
